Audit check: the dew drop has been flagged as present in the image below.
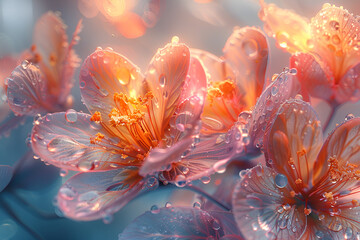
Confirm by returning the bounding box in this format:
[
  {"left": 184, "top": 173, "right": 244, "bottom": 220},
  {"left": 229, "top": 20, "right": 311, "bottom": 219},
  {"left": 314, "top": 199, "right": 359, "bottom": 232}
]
[
  {"left": 345, "top": 227, "right": 353, "bottom": 239},
  {"left": 275, "top": 174, "right": 288, "bottom": 188},
  {"left": 328, "top": 221, "right": 343, "bottom": 232},
  {"left": 345, "top": 113, "right": 355, "bottom": 121},
  {"left": 200, "top": 176, "right": 211, "bottom": 184},
  {"left": 276, "top": 31, "right": 289, "bottom": 49},
  {"left": 159, "top": 74, "right": 166, "bottom": 87},
  {"left": 99, "top": 88, "right": 109, "bottom": 97},
  {"left": 65, "top": 109, "right": 77, "bottom": 123},
  {"left": 278, "top": 217, "right": 288, "bottom": 229},
  {"left": 150, "top": 205, "right": 160, "bottom": 214},
  {"left": 212, "top": 219, "right": 221, "bottom": 231},
  {"left": 175, "top": 175, "right": 186, "bottom": 187},
  {"left": 271, "top": 86, "right": 279, "bottom": 96},
  {"left": 21, "top": 60, "right": 30, "bottom": 69},
  {"left": 171, "top": 36, "right": 179, "bottom": 44},
  {"left": 59, "top": 169, "right": 68, "bottom": 177},
  {"left": 193, "top": 201, "right": 201, "bottom": 209},
  {"left": 78, "top": 191, "right": 99, "bottom": 203},
  {"left": 246, "top": 195, "right": 262, "bottom": 208},
  {"left": 289, "top": 68, "right": 297, "bottom": 75},
  {"left": 315, "top": 230, "right": 324, "bottom": 239},
  {"left": 165, "top": 202, "right": 172, "bottom": 208},
  {"left": 117, "top": 67, "right": 130, "bottom": 85},
  {"left": 329, "top": 20, "right": 340, "bottom": 31},
  {"left": 251, "top": 222, "right": 259, "bottom": 231},
  {"left": 77, "top": 161, "right": 95, "bottom": 172},
  {"left": 332, "top": 35, "right": 341, "bottom": 45},
  {"left": 59, "top": 187, "right": 76, "bottom": 200},
  {"left": 0, "top": 220, "right": 17, "bottom": 240},
  {"left": 103, "top": 214, "right": 113, "bottom": 224}
]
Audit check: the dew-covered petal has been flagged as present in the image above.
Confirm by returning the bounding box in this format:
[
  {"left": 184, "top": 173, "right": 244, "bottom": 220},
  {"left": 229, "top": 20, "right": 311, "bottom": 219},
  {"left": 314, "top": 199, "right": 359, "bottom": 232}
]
[
  {"left": 313, "top": 117, "right": 360, "bottom": 187},
  {"left": 264, "top": 100, "right": 322, "bottom": 190},
  {"left": 290, "top": 53, "right": 334, "bottom": 101},
  {"left": 335, "top": 63, "right": 360, "bottom": 103},
  {"left": 80, "top": 48, "right": 144, "bottom": 146},
  {"left": 57, "top": 167, "right": 156, "bottom": 221},
  {"left": 31, "top": 111, "right": 140, "bottom": 171},
  {"left": 118, "top": 207, "right": 234, "bottom": 240},
  {"left": 6, "top": 63, "right": 50, "bottom": 116},
  {"left": 160, "top": 125, "right": 243, "bottom": 183},
  {"left": 191, "top": 49, "right": 242, "bottom": 134},
  {"left": 249, "top": 71, "right": 302, "bottom": 152},
  {"left": 144, "top": 41, "right": 190, "bottom": 139},
  {"left": 223, "top": 27, "right": 268, "bottom": 108},
  {"left": 0, "top": 165, "right": 13, "bottom": 192},
  {"left": 309, "top": 5, "right": 360, "bottom": 78},
  {"left": 232, "top": 165, "right": 307, "bottom": 240},
  {"left": 259, "top": 1, "right": 311, "bottom": 53},
  {"left": 9, "top": 150, "right": 59, "bottom": 190},
  {"left": 31, "top": 12, "right": 80, "bottom": 102}
]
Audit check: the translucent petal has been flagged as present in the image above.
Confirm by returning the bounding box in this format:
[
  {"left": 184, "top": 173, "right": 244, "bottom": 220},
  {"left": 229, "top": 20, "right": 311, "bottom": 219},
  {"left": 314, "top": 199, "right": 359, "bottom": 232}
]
[
  {"left": 191, "top": 48, "right": 241, "bottom": 134},
  {"left": 161, "top": 124, "right": 243, "bottom": 183},
  {"left": 118, "top": 207, "right": 230, "bottom": 239},
  {"left": 249, "top": 71, "right": 302, "bottom": 152},
  {"left": 0, "top": 165, "right": 13, "bottom": 192},
  {"left": 232, "top": 165, "right": 307, "bottom": 240},
  {"left": 313, "top": 118, "right": 360, "bottom": 187},
  {"left": 32, "top": 11, "right": 80, "bottom": 102},
  {"left": 335, "top": 63, "right": 360, "bottom": 103},
  {"left": 57, "top": 167, "right": 156, "bottom": 221},
  {"left": 309, "top": 5, "right": 360, "bottom": 78},
  {"left": 6, "top": 63, "right": 50, "bottom": 116},
  {"left": 223, "top": 27, "right": 268, "bottom": 108},
  {"left": 290, "top": 53, "right": 334, "bottom": 101},
  {"left": 79, "top": 48, "right": 144, "bottom": 146},
  {"left": 31, "top": 111, "right": 140, "bottom": 171},
  {"left": 144, "top": 41, "right": 190, "bottom": 139},
  {"left": 259, "top": 1, "right": 311, "bottom": 53},
  {"left": 139, "top": 57, "right": 207, "bottom": 177},
  {"left": 265, "top": 100, "right": 323, "bottom": 190}
]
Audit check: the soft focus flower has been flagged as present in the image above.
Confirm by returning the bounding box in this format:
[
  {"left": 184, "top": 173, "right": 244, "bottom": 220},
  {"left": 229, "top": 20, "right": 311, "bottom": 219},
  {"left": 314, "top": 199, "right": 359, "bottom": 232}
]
[
  {"left": 233, "top": 99, "right": 360, "bottom": 239},
  {"left": 31, "top": 38, "right": 212, "bottom": 220},
  {"left": 6, "top": 11, "right": 82, "bottom": 116},
  {"left": 260, "top": 2, "right": 360, "bottom": 105}
]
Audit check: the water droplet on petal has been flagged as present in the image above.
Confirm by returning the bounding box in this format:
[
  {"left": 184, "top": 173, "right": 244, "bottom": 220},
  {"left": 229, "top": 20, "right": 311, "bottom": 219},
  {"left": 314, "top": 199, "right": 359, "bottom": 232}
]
[
  {"left": 103, "top": 214, "right": 113, "bottom": 224},
  {"left": 77, "top": 161, "right": 95, "bottom": 172},
  {"left": 242, "top": 39, "right": 258, "bottom": 59},
  {"left": 150, "top": 205, "right": 160, "bottom": 214},
  {"left": 275, "top": 174, "right": 288, "bottom": 188},
  {"left": 200, "top": 176, "right": 211, "bottom": 184},
  {"left": 193, "top": 201, "right": 201, "bottom": 209},
  {"left": 65, "top": 109, "right": 77, "bottom": 123},
  {"left": 117, "top": 67, "right": 130, "bottom": 85},
  {"left": 345, "top": 227, "right": 353, "bottom": 239},
  {"left": 329, "top": 20, "right": 340, "bottom": 31},
  {"left": 59, "top": 169, "right": 68, "bottom": 177},
  {"left": 165, "top": 202, "right": 172, "bottom": 208},
  {"left": 21, "top": 60, "right": 30, "bottom": 69},
  {"left": 175, "top": 175, "right": 186, "bottom": 187},
  {"left": 59, "top": 187, "right": 76, "bottom": 200},
  {"left": 0, "top": 220, "right": 17, "bottom": 240},
  {"left": 212, "top": 219, "right": 221, "bottom": 231},
  {"left": 271, "top": 86, "right": 279, "bottom": 96},
  {"left": 345, "top": 113, "right": 355, "bottom": 121},
  {"left": 159, "top": 74, "right": 166, "bottom": 87},
  {"left": 171, "top": 36, "right": 179, "bottom": 44}
]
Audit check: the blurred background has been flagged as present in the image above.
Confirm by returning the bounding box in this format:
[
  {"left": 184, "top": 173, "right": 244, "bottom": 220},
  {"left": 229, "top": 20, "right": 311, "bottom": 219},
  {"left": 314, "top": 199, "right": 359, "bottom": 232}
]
[{"left": 1, "top": 0, "right": 360, "bottom": 239}]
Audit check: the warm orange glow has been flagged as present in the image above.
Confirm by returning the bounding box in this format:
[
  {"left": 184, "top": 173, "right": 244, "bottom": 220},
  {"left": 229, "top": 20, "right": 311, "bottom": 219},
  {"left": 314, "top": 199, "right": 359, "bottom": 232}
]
[{"left": 114, "top": 12, "right": 146, "bottom": 39}]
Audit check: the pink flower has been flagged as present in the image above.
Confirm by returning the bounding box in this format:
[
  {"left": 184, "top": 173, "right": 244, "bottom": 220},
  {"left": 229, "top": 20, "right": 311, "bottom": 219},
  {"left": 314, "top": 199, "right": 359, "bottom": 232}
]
[
  {"left": 5, "top": 12, "right": 82, "bottom": 116},
  {"left": 233, "top": 99, "right": 360, "bottom": 239},
  {"left": 31, "top": 38, "right": 210, "bottom": 220},
  {"left": 260, "top": 2, "right": 360, "bottom": 105}
]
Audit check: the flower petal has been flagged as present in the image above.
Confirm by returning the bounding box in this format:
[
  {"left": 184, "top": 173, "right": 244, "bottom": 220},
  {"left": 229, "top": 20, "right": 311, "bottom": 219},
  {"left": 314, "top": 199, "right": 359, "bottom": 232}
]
[
  {"left": 334, "top": 62, "right": 360, "bottom": 103},
  {"left": 259, "top": 1, "right": 311, "bottom": 53},
  {"left": 31, "top": 111, "right": 141, "bottom": 171},
  {"left": 57, "top": 167, "right": 156, "bottom": 221},
  {"left": 0, "top": 165, "right": 13, "bottom": 192},
  {"left": 191, "top": 49, "right": 241, "bottom": 134},
  {"left": 118, "top": 207, "right": 232, "bottom": 239},
  {"left": 139, "top": 57, "right": 207, "bottom": 177},
  {"left": 249, "top": 71, "right": 302, "bottom": 152},
  {"left": 161, "top": 125, "right": 243, "bottom": 183},
  {"left": 144, "top": 41, "right": 190, "bottom": 139},
  {"left": 6, "top": 63, "right": 50, "bottom": 116},
  {"left": 313, "top": 117, "right": 360, "bottom": 187},
  {"left": 232, "top": 165, "right": 307, "bottom": 240},
  {"left": 264, "top": 100, "right": 323, "bottom": 190},
  {"left": 223, "top": 27, "right": 268, "bottom": 108},
  {"left": 31, "top": 11, "right": 80, "bottom": 102},
  {"left": 309, "top": 5, "right": 360, "bottom": 77},
  {"left": 290, "top": 53, "right": 334, "bottom": 101},
  {"left": 79, "top": 48, "right": 144, "bottom": 146}
]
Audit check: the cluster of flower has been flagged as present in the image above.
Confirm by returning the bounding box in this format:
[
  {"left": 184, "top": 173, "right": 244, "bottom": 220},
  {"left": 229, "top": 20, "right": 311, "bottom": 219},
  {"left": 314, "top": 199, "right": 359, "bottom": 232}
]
[{"left": 1, "top": 2, "right": 360, "bottom": 239}]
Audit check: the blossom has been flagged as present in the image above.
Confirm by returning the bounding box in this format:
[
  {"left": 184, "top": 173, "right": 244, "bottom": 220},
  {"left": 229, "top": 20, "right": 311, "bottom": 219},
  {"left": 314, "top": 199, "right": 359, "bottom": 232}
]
[
  {"left": 5, "top": 12, "right": 82, "bottom": 116},
  {"left": 31, "top": 38, "right": 211, "bottom": 220},
  {"left": 233, "top": 99, "right": 360, "bottom": 239},
  {"left": 259, "top": 2, "right": 360, "bottom": 105}
]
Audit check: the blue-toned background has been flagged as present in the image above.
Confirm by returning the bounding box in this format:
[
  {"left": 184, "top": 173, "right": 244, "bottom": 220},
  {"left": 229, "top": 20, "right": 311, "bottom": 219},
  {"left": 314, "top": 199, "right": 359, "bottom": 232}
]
[{"left": 1, "top": 0, "right": 360, "bottom": 239}]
